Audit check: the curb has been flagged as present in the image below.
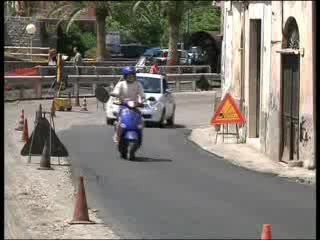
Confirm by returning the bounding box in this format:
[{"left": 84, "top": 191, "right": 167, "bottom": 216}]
[{"left": 186, "top": 131, "right": 316, "bottom": 185}]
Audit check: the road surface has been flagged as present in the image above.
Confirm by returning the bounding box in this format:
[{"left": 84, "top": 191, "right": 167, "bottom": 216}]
[{"left": 59, "top": 92, "right": 316, "bottom": 239}]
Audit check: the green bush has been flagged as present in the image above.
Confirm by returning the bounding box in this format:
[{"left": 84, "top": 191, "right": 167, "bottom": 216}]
[
  {"left": 80, "top": 32, "right": 97, "bottom": 50},
  {"left": 85, "top": 47, "right": 97, "bottom": 59}
]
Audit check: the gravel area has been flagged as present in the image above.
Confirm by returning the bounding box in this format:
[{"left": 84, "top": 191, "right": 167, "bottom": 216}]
[{"left": 5, "top": 98, "right": 119, "bottom": 239}]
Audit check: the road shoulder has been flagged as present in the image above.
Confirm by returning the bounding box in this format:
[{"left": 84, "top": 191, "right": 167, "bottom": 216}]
[
  {"left": 5, "top": 99, "right": 119, "bottom": 239},
  {"left": 188, "top": 127, "right": 316, "bottom": 185}
]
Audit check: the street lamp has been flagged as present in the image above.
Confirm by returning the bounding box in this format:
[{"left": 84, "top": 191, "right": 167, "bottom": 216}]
[{"left": 26, "top": 23, "right": 36, "bottom": 61}]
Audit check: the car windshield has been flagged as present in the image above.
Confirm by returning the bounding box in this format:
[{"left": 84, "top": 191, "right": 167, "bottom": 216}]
[{"left": 137, "top": 76, "right": 162, "bottom": 93}]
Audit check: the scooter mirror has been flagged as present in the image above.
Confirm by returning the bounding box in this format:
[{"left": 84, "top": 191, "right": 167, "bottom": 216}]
[
  {"left": 95, "top": 85, "right": 110, "bottom": 103},
  {"left": 147, "top": 96, "right": 156, "bottom": 102}
]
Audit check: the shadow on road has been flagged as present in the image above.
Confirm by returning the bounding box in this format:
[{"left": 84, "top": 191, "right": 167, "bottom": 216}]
[
  {"left": 55, "top": 110, "right": 92, "bottom": 114},
  {"left": 144, "top": 123, "right": 186, "bottom": 129},
  {"left": 133, "top": 157, "right": 173, "bottom": 163}
]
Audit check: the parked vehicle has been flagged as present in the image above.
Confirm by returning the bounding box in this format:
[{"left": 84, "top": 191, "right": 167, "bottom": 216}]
[
  {"left": 135, "top": 48, "right": 190, "bottom": 72},
  {"left": 105, "top": 73, "right": 176, "bottom": 128},
  {"left": 120, "top": 44, "right": 149, "bottom": 58},
  {"left": 142, "top": 47, "right": 162, "bottom": 57},
  {"left": 154, "top": 49, "right": 189, "bottom": 65},
  {"left": 135, "top": 56, "right": 154, "bottom": 72},
  {"left": 187, "top": 46, "right": 208, "bottom": 65}
]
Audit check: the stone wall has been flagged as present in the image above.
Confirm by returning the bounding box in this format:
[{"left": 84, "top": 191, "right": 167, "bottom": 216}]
[{"left": 5, "top": 16, "right": 44, "bottom": 47}]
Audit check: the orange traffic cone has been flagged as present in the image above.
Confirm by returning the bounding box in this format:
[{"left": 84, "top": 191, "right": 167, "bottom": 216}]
[
  {"left": 261, "top": 224, "right": 272, "bottom": 240},
  {"left": 81, "top": 97, "right": 88, "bottom": 111},
  {"left": 21, "top": 118, "right": 29, "bottom": 143},
  {"left": 69, "top": 177, "right": 95, "bottom": 224},
  {"left": 15, "top": 109, "right": 25, "bottom": 131}
]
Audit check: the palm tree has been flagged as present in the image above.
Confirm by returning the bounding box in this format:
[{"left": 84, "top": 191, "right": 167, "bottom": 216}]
[
  {"left": 14, "top": 1, "right": 34, "bottom": 16},
  {"left": 133, "top": 1, "right": 185, "bottom": 65},
  {"left": 165, "top": 1, "right": 185, "bottom": 65},
  {"left": 48, "top": 1, "right": 112, "bottom": 61},
  {"left": 133, "top": 1, "right": 213, "bottom": 65}
]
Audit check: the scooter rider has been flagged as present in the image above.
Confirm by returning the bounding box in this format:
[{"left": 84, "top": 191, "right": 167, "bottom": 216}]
[{"left": 111, "top": 66, "right": 145, "bottom": 143}]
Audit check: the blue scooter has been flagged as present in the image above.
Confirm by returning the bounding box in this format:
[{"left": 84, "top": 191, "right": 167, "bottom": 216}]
[{"left": 114, "top": 100, "right": 143, "bottom": 160}]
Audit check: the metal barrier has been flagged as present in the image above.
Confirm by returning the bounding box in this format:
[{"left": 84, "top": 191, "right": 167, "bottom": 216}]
[
  {"left": 37, "top": 65, "right": 212, "bottom": 76},
  {"left": 5, "top": 73, "right": 221, "bottom": 100},
  {"left": 5, "top": 46, "right": 50, "bottom": 60}
]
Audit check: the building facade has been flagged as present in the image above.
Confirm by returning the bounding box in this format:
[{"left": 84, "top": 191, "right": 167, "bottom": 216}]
[{"left": 219, "top": 1, "right": 316, "bottom": 169}]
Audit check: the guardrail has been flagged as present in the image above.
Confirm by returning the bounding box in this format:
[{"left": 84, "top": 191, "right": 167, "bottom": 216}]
[
  {"left": 37, "top": 65, "right": 212, "bottom": 76},
  {"left": 5, "top": 73, "right": 221, "bottom": 101},
  {"left": 5, "top": 46, "right": 50, "bottom": 60}
]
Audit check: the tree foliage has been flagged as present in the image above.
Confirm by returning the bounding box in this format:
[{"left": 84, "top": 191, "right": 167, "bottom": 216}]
[
  {"left": 46, "top": 1, "right": 220, "bottom": 60},
  {"left": 106, "top": 1, "right": 220, "bottom": 47}
]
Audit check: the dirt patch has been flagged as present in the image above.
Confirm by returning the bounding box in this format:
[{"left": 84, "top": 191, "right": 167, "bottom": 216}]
[{"left": 5, "top": 99, "right": 119, "bottom": 239}]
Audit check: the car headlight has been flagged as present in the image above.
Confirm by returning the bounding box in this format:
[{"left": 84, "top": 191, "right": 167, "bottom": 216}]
[{"left": 150, "top": 102, "right": 161, "bottom": 111}]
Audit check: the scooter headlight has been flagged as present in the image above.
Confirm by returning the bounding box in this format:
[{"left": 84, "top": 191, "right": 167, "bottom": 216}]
[
  {"left": 127, "top": 101, "right": 135, "bottom": 108},
  {"left": 120, "top": 123, "right": 126, "bottom": 128}
]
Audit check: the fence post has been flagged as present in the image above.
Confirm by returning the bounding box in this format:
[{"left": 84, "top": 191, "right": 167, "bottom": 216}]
[
  {"left": 175, "top": 78, "right": 180, "bottom": 92},
  {"left": 92, "top": 83, "right": 97, "bottom": 96},
  {"left": 93, "top": 66, "right": 98, "bottom": 96},
  {"left": 35, "top": 78, "right": 42, "bottom": 98},
  {"left": 178, "top": 66, "right": 182, "bottom": 74},
  {"left": 192, "top": 66, "right": 196, "bottom": 73},
  {"left": 19, "top": 85, "right": 25, "bottom": 99},
  {"left": 192, "top": 79, "right": 197, "bottom": 92},
  {"left": 73, "top": 80, "right": 79, "bottom": 99}
]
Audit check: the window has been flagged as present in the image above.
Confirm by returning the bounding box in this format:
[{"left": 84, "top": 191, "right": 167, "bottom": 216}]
[{"left": 137, "top": 76, "right": 161, "bottom": 93}]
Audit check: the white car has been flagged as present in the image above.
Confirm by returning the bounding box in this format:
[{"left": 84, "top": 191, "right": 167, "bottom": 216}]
[{"left": 105, "top": 73, "right": 176, "bottom": 127}]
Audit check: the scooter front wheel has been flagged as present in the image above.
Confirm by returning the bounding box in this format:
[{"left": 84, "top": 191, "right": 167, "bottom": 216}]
[
  {"left": 118, "top": 141, "right": 127, "bottom": 159},
  {"left": 127, "top": 141, "right": 138, "bottom": 161}
]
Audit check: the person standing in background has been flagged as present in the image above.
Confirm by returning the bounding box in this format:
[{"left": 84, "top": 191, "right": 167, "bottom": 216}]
[
  {"left": 72, "top": 47, "right": 83, "bottom": 75},
  {"left": 48, "top": 48, "right": 57, "bottom": 66},
  {"left": 72, "top": 47, "right": 83, "bottom": 106}
]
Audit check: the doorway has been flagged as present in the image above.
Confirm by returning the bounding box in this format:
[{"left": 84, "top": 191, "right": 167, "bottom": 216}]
[
  {"left": 248, "top": 19, "right": 262, "bottom": 138},
  {"left": 281, "top": 55, "right": 300, "bottom": 161},
  {"left": 281, "top": 17, "right": 300, "bottom": 162}
]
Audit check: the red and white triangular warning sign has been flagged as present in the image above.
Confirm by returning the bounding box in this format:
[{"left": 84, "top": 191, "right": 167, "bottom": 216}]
[{"left": 211, "top": 93, "right": 246, "bottom": 125}]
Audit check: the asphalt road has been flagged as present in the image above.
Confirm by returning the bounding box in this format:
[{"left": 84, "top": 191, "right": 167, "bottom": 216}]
[{"left": 59, "top": 92, "right": 316, "bottom": 239}]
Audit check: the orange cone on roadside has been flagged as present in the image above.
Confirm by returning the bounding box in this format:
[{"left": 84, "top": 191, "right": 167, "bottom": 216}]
[
  {"left": 69, "top": 176, "right": 95, "bottom": 224},
  {"left": 15, "top": 109, "right": 25, "bottom": 131},
  {"left": 261, "top": 224, "right": 272, "bottom": 240},
  {"left": 21, "top": 118, "right": 29, "bottom": 143}
]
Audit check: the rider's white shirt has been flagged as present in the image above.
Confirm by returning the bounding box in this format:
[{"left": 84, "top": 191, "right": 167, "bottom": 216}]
[{"left": 112, "top": 81, "right": 145, "bottom": 101}]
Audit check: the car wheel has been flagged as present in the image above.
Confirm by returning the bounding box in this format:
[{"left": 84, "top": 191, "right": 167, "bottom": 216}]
[
  {"left": 106, "top": 117, "right": 114, "bottom": 126},
  {"left": 167, "top": 106, "right": 175, "bottom": 127},
  {"left": 158, "top": 109, "right": 166, "bottom": 128}
]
